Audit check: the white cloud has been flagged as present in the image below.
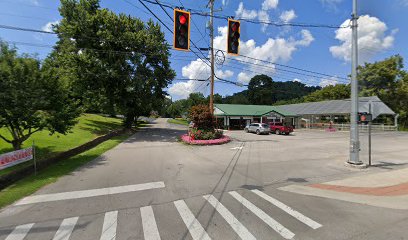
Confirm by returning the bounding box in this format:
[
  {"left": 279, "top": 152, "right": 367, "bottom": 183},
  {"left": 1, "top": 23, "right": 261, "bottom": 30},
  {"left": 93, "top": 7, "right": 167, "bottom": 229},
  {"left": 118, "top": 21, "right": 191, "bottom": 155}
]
[
  {"left": 168, "top": 58, "right": 234, "bottom": 99},
  {"left": 235, "top": 0, "right": 280, "bottom": 32},
  {"left": 235, "top": 2, "right": 258, "bottom": 20},
  {"left": 400, "top": 0, "right": 408, "bottom": 6},
  {"left": 237, "top": 72, "right": 254, "bottom": 84},
  {"left": 262, "top": 0, "right": 279, "bottom": 11},
  {"left": 292, "top": 78, "right": 302, "bottom": 83},
  {"left": 280, "top": 10, "right": 297, "bottom": 23},
  {"left": 320, "top": 0, "right": 343, "bottom": 11},
  {"left": 319, "top": 76, "right": 338, "bottom": 87},
  {"left": 41, "top": 20, "right": 59, "bottom": 32},
  {"left": 216, "top": 69, "right": 234, "bottom": 79},
  {"left": 212, "top": 26, "right": 314, "bottom": 84},
  {"left": 329, "top": 15, "right": 397, "bottom": 63}
]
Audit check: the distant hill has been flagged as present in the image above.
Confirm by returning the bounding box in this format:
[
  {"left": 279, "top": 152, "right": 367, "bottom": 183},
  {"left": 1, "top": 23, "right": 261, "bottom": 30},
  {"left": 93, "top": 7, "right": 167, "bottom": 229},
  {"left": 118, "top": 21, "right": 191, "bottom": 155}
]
[{"left": 222, "top": 81, "right": 321, "bottom": 105}]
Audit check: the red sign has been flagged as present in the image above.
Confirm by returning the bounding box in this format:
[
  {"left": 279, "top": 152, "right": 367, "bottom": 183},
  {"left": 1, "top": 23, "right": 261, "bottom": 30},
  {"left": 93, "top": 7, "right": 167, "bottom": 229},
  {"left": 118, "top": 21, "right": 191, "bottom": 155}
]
[{"left": 0, "top": 147, "right": 33, "bottom": 170}]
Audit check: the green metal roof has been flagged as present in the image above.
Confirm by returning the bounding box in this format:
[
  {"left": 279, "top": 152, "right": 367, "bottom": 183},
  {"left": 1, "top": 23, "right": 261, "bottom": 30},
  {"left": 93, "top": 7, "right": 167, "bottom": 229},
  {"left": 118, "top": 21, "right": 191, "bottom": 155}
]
[{"left": 214, "top": 104, "right": 296, "bottom": 117}]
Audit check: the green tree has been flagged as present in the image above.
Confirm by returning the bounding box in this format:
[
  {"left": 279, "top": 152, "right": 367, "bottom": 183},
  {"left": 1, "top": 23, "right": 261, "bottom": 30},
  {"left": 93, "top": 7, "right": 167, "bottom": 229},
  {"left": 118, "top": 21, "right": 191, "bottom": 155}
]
[
  {"left": 303, "top": 84, "right": 351, "bottom": 102},
  {"left": 0, "top": 42, "right": 80, "bottom": 150},
  {"left": 53, "top": 0, "right": 175, "bottom": 128},
  {"left": 358, "top": 55, "right": 408, "bottom": 127},
  {"left": 247, "top": 74, "right": 274, "bottom": 105}
]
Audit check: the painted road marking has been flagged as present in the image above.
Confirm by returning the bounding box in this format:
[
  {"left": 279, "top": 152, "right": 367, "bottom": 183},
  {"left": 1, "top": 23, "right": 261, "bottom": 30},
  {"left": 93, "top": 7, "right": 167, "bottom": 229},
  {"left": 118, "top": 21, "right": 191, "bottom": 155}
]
[
  {"left": 252, "top": 189, "right": 322, "bottom": 229},
  {"left": 174, "top": 200, "right": 211, "bottom": 240},
  {"left": 53, "top": 217, "right": 79, "bottom": 240},
  {"left": 229, "top": 191, "right": 295, "bottom": 240},
  {"left": 141, "top": 206, "right": 161, "bottom": 240},
  {"left": 100, "top": 211, "right": 118, "bottom": 240},
  {"left": 5, "top": 223, "right": 34, "bottom": 240},
  {"left": 203, "top": 195, "right": 256, "bottom": 240},
  {"left": 230, "top": 147, "right": 243, "bottom": 150},
  {"left": 16, "top": 182, "right": 165, "bottom": 205}
]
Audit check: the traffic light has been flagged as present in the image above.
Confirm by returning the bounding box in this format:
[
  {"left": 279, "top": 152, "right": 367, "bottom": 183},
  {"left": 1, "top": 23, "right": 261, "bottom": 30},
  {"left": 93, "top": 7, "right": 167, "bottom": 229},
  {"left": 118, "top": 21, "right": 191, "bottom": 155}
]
[
  {"left": 227, "top": 19, "right": 240, "bottom": 55},
  {"left": 358, "top": 112, "right": 372, "bottom": 123},
  {"left": 174, "top": 9, "right": 190, "bottom": 51}
]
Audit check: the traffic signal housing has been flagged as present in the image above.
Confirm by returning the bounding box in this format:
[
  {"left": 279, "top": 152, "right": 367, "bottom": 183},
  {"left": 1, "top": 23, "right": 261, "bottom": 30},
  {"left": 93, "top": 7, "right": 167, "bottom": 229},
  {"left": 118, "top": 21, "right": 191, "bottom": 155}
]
[
  {"left": 358, "top": 112, "right": 372, "bottom": 124},
  {"left": 174, "top": 9, "right": 190, "bottom": 51},
  {"left": 227, "top": 19, "right": 240, "bottom": 55}
]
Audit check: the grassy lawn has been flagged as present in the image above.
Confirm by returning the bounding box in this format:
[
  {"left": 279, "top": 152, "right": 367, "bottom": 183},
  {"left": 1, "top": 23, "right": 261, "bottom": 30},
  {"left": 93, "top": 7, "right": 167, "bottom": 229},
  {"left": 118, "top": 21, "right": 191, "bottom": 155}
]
[
  {"left": 0, "top": 133, "right": 132, "bottom": 209},
  {"left": 168, "top": 118, "right": 189, "bottom": 126},
  {"left": 0, "top": 114, "right": 123, "bottom": 177}
]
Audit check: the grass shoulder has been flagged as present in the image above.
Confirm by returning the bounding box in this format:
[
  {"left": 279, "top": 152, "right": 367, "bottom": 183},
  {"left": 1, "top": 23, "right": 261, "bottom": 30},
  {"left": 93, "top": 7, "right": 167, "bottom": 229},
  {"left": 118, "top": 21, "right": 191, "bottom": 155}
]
[
  {"left": 0, "top": 114, "right": 123, "bottom": 177},
  {"left": 0, "top": 133, "right": 132, "bottom": 209},
  {"left": 167, "top": 118, "right": 189, "bottom": 126}
]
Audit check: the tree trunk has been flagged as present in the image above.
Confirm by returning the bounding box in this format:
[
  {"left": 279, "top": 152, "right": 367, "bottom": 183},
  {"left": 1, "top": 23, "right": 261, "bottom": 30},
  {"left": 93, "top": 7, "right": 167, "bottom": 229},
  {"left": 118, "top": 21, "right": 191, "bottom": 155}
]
[
  {"left": 11, "top": 139, "right": 23, "bottom": 150},
  {"left": 124, "top": 114, "right": 135, "bottom": 129}
]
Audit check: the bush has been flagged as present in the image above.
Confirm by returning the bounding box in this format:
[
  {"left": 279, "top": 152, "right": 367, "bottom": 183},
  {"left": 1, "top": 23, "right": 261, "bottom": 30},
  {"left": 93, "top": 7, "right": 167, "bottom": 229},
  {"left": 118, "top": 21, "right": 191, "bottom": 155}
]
[
  {"left": 189, "top": 128, "right": 223, "bottom": 140},
  {"left": 189, "top": 105, "right": 215, "bottom": 131}
]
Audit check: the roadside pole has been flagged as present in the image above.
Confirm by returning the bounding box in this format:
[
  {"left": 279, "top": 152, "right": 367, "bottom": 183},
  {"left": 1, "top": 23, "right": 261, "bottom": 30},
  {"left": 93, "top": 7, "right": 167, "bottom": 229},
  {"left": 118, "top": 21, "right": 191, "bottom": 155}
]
[
  {"left": 368, "top": 101, "right": 372, "bottom": 166},
  {"left": 348, "top": 0, "right": 363, "bottom": 165},
  {"left": 209, "top": 0, "right": 215, "bottom": 114}
]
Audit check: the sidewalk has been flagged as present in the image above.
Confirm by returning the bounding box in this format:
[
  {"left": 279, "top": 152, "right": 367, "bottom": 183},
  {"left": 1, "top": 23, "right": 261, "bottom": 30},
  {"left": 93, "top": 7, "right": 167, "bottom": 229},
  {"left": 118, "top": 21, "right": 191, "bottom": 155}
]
[{"left": 279, "top": 167, "right": 408, "bottom": 209}]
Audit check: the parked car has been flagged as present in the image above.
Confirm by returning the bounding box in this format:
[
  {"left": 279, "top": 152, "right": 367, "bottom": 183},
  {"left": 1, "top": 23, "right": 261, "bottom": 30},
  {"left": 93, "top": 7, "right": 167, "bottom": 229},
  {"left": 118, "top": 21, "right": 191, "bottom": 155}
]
[
  {"left": 269, "top": 122, "right": 294, "bottom": 135},
  {"left": 244, "top": 123, "right": 270, "bottom": 135}
]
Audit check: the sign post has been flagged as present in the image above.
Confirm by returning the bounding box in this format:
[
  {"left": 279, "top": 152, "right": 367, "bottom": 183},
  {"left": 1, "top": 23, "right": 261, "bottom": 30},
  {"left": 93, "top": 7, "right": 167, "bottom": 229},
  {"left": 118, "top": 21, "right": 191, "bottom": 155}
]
[{"left": 33, "top": 140, "right": 37, "bottom": 175}]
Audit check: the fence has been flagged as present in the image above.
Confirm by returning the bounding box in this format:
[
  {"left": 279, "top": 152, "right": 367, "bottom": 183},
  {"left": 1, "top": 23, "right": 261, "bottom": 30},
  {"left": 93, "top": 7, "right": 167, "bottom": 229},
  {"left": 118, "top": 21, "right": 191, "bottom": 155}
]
[{"left": 302, "top": 123, "right": 398, "bottom": 132}]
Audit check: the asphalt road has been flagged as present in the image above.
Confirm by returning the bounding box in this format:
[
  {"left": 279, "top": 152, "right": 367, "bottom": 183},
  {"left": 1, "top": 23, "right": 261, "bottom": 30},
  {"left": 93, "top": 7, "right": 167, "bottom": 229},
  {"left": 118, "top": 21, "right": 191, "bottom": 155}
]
[{"left": 1, "top": 118, "right": 408, "bottom": 240}]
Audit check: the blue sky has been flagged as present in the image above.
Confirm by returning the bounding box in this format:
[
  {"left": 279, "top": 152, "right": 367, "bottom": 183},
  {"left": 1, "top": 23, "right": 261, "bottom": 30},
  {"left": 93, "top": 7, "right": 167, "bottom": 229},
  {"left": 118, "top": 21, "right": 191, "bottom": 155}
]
[{"left": 1, "top": 0, "right": 407, "bottom": 100}]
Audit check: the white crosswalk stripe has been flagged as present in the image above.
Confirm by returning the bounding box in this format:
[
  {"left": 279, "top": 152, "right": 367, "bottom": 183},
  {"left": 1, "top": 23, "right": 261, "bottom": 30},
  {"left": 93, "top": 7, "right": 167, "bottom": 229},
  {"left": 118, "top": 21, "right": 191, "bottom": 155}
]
[
  {"left": 5, "top": 223, "right": 34, "bottom": 240},
  {"left": 140, "top": 206, "right": 161, "bottom": 240},
  {"left": 53, "top": 216, "right": 79, "bottom": 240},
  {"left": 252, "top": 189, "right": 322, "bottom": 229},
  {"left": 203, "top": 194, "right": 256, "bottom": 240},
  {"left": 100, "top": 211, "right": 118, "bottom": 240},
  {"left": 229, "top": 191, "right": 296, "bottom": 240},
  {"left": 2, "top": 190, "right": 322, "bottom": 240},
  {"left": 174, "top": 200, "right": 212, "bottom": 240}
]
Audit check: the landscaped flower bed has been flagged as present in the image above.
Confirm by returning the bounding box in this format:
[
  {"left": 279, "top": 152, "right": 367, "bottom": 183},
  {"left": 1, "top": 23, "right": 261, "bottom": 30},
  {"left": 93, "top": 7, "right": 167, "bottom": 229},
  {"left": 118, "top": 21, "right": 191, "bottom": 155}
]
[{"left": 180, "top": 134, "right": 231, "bottom": 145}]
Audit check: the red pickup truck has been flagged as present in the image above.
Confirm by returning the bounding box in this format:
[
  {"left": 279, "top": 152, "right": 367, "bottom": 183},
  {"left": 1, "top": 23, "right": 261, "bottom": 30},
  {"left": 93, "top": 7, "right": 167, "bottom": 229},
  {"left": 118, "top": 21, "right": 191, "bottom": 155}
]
[{"left": 269, "top": 122, "right": 294, "bottom": 135}]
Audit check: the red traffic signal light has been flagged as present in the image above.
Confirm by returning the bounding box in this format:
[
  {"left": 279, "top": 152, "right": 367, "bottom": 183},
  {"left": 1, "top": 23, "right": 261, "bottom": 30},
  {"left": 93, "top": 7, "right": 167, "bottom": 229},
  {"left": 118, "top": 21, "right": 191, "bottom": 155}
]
[
  {"left": 227, "top": 19, "right": 240, "bottom": 55},
  {"left": 174, "top": 9, "right": 190, "bottom": 51}
]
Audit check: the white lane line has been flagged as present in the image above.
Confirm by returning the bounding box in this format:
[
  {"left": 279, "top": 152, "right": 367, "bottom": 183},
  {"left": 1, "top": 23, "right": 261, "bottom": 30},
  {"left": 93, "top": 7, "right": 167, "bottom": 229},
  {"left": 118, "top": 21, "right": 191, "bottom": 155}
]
[
  {"left": 229, "top": 191, "right": 295, "bottom": 240},
  {"left": 140, "top": 206, "right": 161, "bottom": 240},
  {"left": 203, "top": 195, "right": 256, "bottom": 240},
  {"left": 174, "top": 200, "right": 211, "bottom": 240},
  {"left": 5, "top": 223, "right": 34, "bottom": 240},
  {"left": 252, "top": 189, "right": 322, "bottom": 229},
  {"left": 53, "top": 217, "right": 79, "bottom": 240},
  {"left": 16, "top": 182, "right": 165, "bottom": 205},
  {"left": 100, "top": 211, "right": 118, "bottom": 240}
]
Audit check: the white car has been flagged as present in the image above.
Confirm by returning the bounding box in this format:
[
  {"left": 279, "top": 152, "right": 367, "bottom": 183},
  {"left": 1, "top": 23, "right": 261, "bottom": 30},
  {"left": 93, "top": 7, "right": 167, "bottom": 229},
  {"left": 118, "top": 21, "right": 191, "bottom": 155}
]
[{"left": 244, "top": 123, "right": 270, "bottom": 135}]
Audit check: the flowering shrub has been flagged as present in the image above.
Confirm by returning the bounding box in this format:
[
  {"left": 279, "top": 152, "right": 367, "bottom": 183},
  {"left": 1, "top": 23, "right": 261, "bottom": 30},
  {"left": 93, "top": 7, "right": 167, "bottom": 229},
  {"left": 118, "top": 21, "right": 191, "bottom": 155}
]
[
  {"left": 181, "top": 134, "right": 231, "bottom": 145},
  {"left": 189, "top": 128, "right": 223, "bottom": 140}
]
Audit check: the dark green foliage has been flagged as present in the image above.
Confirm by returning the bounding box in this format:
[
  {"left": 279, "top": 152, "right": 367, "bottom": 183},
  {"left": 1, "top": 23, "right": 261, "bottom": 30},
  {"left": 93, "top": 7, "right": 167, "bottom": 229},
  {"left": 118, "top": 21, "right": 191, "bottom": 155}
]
[
  {"left": 303, "top": 84, "right": 351, "bottom": 102},
  {"left": 357, "top": 55, "right": 408, "bottom": 128},
  {"left": 52, "top": 0, "right": 175, "bottom": 128},
  {"left": 0, "top": 42, "right": 80, "bottom": 150}
]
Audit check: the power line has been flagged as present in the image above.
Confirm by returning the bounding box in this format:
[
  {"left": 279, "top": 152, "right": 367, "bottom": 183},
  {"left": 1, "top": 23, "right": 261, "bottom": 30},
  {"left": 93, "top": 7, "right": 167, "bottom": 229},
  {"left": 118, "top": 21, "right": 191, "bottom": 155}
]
[
  {"left": 139, "top": 0, "right": 348, "bottom": 29},
  {"left": 135, "top": 0, "right": 211, "bottom": 68}
]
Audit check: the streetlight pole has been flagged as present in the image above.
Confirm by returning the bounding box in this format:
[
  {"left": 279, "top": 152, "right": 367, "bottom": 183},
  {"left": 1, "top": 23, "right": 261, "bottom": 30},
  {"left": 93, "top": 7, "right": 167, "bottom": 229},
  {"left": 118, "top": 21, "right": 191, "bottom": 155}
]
[
  {"left": 209, "top": 0, "right": 215, "bottom": 114},
  {"left": 349, "top": 0, "right": 362, "bottom": 165}
]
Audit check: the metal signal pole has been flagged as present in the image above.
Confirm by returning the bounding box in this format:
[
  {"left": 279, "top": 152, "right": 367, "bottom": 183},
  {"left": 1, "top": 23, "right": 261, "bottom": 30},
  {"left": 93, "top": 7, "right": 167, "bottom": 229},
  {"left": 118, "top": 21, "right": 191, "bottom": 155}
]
[
  {"left": 349, "top": 0, "right": 362, "bottom": 165},
  {"left": 209, "top": 0, "right": 215, "bottom": 114}
]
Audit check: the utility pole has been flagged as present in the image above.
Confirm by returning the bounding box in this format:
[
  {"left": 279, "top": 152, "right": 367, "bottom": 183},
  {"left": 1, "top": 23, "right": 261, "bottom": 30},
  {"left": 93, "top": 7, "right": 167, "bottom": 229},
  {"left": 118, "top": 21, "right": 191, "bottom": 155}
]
[
  {"left": 348, "top": 0, "right": 362, "bottom": 165},
  {"left": 209, "top": 0, "right": 215, "bottom": 114}
]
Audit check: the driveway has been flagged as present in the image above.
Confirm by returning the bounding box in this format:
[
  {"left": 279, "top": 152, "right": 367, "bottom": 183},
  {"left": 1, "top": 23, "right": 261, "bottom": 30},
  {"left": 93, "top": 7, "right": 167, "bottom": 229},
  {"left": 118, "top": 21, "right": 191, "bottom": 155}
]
[{"left": 1, "top": 119, "right": 408, "bottom": 239}]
